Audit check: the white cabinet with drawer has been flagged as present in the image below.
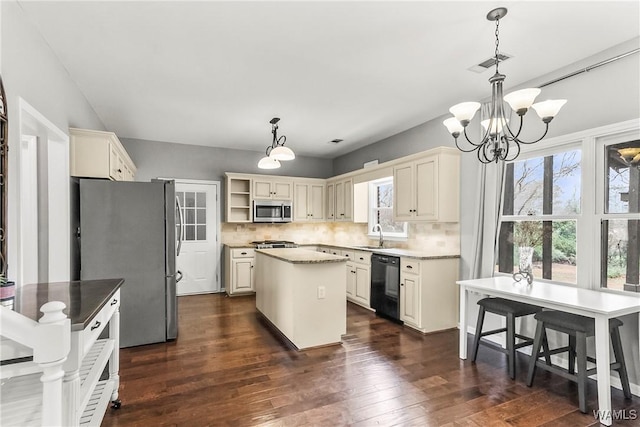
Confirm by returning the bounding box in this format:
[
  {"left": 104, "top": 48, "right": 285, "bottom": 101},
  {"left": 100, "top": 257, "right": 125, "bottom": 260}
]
[
  {"left": 347, "top": 250, "right": 371, "bottom": 309},
  {"left": 399, "top": 257, "right": 459, "bottom": 333},
  {"left": 225, "top": 247, "right": 256, "bottom": 295}
]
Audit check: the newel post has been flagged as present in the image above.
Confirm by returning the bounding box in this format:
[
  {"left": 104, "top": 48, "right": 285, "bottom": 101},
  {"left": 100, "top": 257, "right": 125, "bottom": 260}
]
[{"left": 35, "top": 301, "right": 70, "bottom": 427}]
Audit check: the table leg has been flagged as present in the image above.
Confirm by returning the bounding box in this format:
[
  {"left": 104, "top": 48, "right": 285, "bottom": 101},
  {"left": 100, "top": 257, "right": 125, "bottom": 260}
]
[
  {"left": 459, "top": 285, "right": 468, "bottom": 359},
  {"left": 594, "top": 315, "right": 612, "bottom": 426}
]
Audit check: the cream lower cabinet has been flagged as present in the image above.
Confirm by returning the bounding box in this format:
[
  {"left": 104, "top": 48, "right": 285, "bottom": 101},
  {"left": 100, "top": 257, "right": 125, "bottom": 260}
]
[
  {"left": 346, "top": 250, "right": 371, "bottom": 308},
  {"left": 400, "top": 257, "right": 459, "bottom": 333},
  {"left": 225, "top": 247, "right": 255, "bottom": 295},
  {"left": 393, "top": 148, "right": 459, "bottom": 222}
]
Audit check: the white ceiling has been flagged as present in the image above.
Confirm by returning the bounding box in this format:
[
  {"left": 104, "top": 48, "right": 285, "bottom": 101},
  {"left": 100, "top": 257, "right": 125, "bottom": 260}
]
[{"left": 17, "top": 1, "right": 640, "bottom": 158}]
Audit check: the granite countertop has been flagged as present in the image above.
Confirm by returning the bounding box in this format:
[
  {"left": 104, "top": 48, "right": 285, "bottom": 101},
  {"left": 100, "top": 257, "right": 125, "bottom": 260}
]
[
  {"left": 256, "top": 248, "right": 348, "bottom": 264},
  {"left": 13, "top": 279, "right": 124, "bottom": 331},
  {"left": 320, "top": 244, "right": 460, "bottom": 260},
  {"left": 225, "top": 243, "right": 255, "bottom": 248},
  {"left": 224, "top": 242, "right": 460, "bottom": 260}
]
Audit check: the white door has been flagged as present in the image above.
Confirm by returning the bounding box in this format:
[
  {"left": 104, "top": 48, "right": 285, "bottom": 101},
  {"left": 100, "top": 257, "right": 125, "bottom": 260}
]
[{"left": 175, "top": 181, "right": 220, "bottom": 295}]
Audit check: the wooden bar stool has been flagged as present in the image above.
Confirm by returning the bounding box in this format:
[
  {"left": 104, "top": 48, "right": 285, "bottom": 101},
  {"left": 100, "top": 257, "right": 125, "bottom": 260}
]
[
  {"left": 526, "top": 310, "right": 632, "bottom": 413},
  {"left": 472, "top": 297, "right": 544, "bottom": 379}
]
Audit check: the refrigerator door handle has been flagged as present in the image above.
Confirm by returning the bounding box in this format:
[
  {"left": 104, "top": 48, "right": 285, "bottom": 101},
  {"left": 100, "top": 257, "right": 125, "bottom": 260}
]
[{"left": 176, "top": 196, "right": 184, "bottom": 256}]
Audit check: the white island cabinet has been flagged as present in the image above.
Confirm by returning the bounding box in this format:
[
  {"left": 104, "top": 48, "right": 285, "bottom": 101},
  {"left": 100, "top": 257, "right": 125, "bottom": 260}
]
[
  {"left": 1, "top": 279, "right": 123, "bottom": 426},
  {"left": 254, "top": 248, "right": 347, "bottom": 349}
]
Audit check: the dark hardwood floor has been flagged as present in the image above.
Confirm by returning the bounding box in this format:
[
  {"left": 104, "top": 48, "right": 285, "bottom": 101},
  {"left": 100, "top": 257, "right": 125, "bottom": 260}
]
[{"left": 101, "top": 294, "right": 638, "bottom": 427}]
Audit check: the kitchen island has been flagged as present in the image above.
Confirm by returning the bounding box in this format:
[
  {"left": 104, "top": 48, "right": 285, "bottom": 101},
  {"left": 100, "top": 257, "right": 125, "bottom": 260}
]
[{"left": 255, "top": 248, "right": 347, "bottom": 350}]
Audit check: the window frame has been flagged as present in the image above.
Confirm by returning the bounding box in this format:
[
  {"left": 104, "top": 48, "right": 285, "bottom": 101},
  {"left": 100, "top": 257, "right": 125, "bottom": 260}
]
[
  {"left": 495, "top": 118, "right": 640, "bottom": 293},
  {"left": 367, "top": 177, "right": 408, "bottom": 240}
]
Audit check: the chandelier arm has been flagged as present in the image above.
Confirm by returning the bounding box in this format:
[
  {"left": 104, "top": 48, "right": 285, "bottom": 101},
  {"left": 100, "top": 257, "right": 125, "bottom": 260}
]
[
  {"left": 503, "top": 140, "right": 522, "bottom": 162},
  {"left": 502, "top": 114, "right": 524, "bottom": 141},
  {"left": 477, "top": 143, "right": 494, "bottom": 164},
  {"left": 462, "top": 126, "right": 492, "bottom": 148},
  {"left": 454, "top": 136, "right": 481, "bottom": 153},
  {"left": 514, "top": 122, "right": 551, "bottom": 145},
  {"left": 276, "top": 135, "right": 287, "bottom": 147},
  {"left": 265, "top": 146, "right": 272, "bottom": 156}
]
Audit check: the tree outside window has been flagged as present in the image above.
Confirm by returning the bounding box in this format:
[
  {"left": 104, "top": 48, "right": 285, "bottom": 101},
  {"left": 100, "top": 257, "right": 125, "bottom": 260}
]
[{"left": 369, "top": 178, "right": 407, "bottom": 238}]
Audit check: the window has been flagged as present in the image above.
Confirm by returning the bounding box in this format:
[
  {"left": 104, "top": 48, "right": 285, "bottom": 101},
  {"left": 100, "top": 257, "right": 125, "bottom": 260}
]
[
  {"left": 495, "top": 120, "right": 639, "bottom": 293},
  {"left": 599, "top": 139, "right": 639, "bottom": 292},
  {"left": 368, "top": 177, "right": 407, "bottom": 239},
  {"left": 176, "top": 191, "right": 207, "bottom": 241},
  {"left": 497, "top": 149, "right": 581, "bottom": 284}
]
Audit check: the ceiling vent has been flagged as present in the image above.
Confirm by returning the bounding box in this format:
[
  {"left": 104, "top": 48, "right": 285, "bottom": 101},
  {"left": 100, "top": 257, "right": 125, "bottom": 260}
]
[
  {"left": 328, "top": 139, "right": 343, "bottom": 144},
  {"left": 468, "top": 53, "right": 512, "bottom": 73}
]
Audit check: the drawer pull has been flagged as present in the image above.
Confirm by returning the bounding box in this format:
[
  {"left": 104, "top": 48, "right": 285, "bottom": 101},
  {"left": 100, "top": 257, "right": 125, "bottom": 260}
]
[
  {"left": 111, "top": 299, "right": 118, "bottom": 306},
  {"left": 407, "top": 265, "right": 413, "bottom": 269},
  {"left": 359, "top": 257, "right": 364, "bottom": 260},
  {"left": 91, "top": 321, "right": 101, "bottom": 331},
  {"left": 241, "top": 252, "right": 247, "bottom": 255}
]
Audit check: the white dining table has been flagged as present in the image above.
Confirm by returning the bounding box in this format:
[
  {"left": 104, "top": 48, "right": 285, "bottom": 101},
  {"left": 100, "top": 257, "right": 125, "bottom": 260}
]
[{"left": 457, "top": 276, "right": 640, "bottom": 426}]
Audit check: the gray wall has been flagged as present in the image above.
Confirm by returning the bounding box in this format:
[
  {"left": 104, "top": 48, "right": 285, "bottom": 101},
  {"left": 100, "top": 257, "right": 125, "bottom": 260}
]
[
  {"left": 2, "top": 0, "right": 106, "bottom": 282},
  {"left": 121, "top": 137, "right": 333, "bottom": 183},
  {"left": 120, "top": 137, "right": 333, "bottom": 216},
  {"left": 331, "top": 37, "right": 640, "bottom": 386}
]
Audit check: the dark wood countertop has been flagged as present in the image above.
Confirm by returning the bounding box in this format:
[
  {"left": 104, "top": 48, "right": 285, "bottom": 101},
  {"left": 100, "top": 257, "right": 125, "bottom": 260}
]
[{"left": 14, "top": 279, "right": 124, "bottom": 331}]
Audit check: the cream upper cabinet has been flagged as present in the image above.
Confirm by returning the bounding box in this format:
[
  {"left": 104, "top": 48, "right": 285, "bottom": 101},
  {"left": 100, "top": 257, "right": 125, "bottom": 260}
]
[
  {"left": 333, "top": 178, "right": 353, "bottom": 222},
  {"left": 225, "top": 174, "right": 252, "bottom": 223},
  {"left": 393, "top": 150, "right": 459, "bottom": 222},
  {"left": 70, "top": 128, "right": 136, "bottom": 181},
  {"left": 293, "top": 179, "right": 325, "bottom": 222},
  {"left": 253, "top": 178, "right": 293, "bottom": 200},
  {"left": 326, "top": 182, "right": 336, "bottom": 221}
]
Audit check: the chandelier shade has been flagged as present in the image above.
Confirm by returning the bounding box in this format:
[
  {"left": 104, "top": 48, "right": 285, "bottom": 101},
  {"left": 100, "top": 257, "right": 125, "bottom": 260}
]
[
  {"left": 443, "top": 7, "right": 567, "bottom": 163},
  {"left": 257, "top": 117, "right": 295, "bottom": 169}
]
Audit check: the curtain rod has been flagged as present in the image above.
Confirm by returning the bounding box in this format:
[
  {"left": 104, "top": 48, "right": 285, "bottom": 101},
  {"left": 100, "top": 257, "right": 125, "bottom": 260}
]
[{"left": 538, "top": 48, "right": 639, "bottom": 88}]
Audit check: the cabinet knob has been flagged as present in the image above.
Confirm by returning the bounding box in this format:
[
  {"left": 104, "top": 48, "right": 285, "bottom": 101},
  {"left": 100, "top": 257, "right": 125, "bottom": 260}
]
[
  {"left": 117, "top": 169, "right": 122, "bottom": 173},
  {"left": 401, "top": 283, "right": 404, "bottom": 286},
  {"left": 111, "top": 299, "right": 118, "bottom": 306},
  {"left": 91, "top": 320, "right": 102, "bottom": 331}
]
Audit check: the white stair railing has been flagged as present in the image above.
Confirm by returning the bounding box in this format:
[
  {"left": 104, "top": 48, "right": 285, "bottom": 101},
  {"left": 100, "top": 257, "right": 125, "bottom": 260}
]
[{"left": 1, "top": 301, "right": 70, "bottom": 426}]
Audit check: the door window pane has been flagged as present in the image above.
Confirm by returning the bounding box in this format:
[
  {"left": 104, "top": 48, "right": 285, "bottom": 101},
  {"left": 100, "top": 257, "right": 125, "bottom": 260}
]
[
  {"left": 197, "top": 192, "right": 206, "bottom": 207},
  {"left": 185, "top": 192, "right": 196, "bottom": 207}
]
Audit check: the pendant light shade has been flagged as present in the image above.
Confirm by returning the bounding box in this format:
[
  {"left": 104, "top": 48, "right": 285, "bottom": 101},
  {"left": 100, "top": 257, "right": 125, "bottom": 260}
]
[
  {"left": 257, "top": 117, "right": 295, "bottom": 168},
  {"left": 270, "top": 145, "right": 295, "bottom": 161},
  {"left": 258, "top": 156, "right": 281, "bottom": 169}
]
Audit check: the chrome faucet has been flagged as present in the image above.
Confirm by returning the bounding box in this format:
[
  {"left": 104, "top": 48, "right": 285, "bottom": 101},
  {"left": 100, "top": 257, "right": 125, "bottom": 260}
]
[{"left": 372, "top": 223, "right": 384, "bottom": 248}]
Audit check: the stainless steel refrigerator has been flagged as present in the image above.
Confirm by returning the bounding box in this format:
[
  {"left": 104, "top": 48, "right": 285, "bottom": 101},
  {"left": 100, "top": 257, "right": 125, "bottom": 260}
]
[{"left": 77, "top": 179, "right": 181, "bottom": 347}]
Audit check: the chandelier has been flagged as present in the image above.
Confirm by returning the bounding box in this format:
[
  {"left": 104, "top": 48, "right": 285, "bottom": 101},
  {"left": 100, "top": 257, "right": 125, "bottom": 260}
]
[
  {"left": 443, "top": 7, "right": 567, "bottom": 163},
  {"left": 257, "top": 117, "right": 295, "bottom": 169}
]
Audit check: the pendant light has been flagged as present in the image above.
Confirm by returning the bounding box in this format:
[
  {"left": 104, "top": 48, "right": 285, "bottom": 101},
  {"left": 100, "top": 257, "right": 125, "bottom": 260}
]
[{"left": 258, "top": 117, "right": 295, "bottom": 169}]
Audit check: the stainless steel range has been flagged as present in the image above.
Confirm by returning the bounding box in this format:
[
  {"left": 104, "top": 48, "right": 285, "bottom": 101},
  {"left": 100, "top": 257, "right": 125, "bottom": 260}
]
[{"left": 251, "top": 240, "right": 298, "bottom": 249}]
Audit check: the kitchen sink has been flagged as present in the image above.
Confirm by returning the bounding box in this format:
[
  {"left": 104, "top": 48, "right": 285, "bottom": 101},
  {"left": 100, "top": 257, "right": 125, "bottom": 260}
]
[{"left": 355, "top": 245, "right": 384, "bottom": 250}]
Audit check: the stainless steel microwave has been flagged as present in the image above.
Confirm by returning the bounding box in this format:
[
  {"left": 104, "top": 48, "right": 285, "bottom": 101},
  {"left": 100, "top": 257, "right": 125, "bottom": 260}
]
[{"left": 253, "top": 200, "right": 292, "bottom": 223}]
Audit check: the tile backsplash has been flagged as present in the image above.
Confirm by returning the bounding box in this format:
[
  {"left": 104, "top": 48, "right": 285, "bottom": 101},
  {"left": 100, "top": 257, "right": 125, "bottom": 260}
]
[{"left": 221, "top": 221, "right": 459, "bottom": 256}]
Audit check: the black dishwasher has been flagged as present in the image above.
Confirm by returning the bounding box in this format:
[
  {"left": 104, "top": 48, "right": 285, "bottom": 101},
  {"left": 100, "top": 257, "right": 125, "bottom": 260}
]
[{"left": 370, "top": 254, "right": 401, "bottom": 322}]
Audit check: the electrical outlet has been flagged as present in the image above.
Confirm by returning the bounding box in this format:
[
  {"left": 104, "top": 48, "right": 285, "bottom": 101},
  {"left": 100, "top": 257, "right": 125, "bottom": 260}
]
[{"left": 317, "top": 286, "right": 326, "bottom": 299}]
